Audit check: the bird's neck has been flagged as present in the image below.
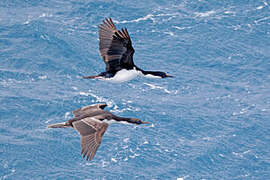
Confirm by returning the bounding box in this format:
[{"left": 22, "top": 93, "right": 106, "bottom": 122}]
[
  {"left": 135, "top": 66, "right": 162, "bottom": 78},
  {"left": 112, "top": 115, "right": 139, "bottom": 124},
  {"left": 135, "top": 66, "right": 153, "bottom": 75}
]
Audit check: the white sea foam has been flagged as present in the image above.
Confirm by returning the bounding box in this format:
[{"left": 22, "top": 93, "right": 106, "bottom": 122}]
[
  {"left": 256, "top": 6, "right": 264, "bottom": 10},
  {"left": 115, "top": 12, "right": 183, "bottom": 25},
  {"left": 144, "top": 83, "right": 177, "bottom": 94},
  {"left": 143, "top": 139, "right": 149, "bottom": 144},
  {"left": 224, "top": 11, "right": 234, "bottom": 14},
  {"left": 2, "top": 168, "right": 16, "bottom": 180},
  {"left": 254, "top": 16, "right": 270, "bottom": 24},
  {"left": 38, "top": 75, "right": 47, "bottom": 80},
  {"left": 233, "top": 150, "right": 251, "bottom": 158},
  {"left": 164, "top": 31, "right": 175, "bottom": 36},
  {"left": 177, "top": 175, "right": 189, "bottom": 180},
  {"left": 129, "top": 153, "right": 140, "bottom": 159},
  {"left": 78, "top": 90, "right": 115, "bottom": 108},
  {"left": 24, "top": 20, "right": 30, "bottom": 25},
  {"left": 114, "top": 14, "right": 154, "bottom": 24},
  {"left": 155, "top": 13, "right": 181, "bottom": 17},
  {"left": 78, "top": 91, "right": 90, "bottom": 96},
  {"left": 39, "top": 13, "right": 53, "bottom": 18},
  {"left": 122, "top": 145, "right": 129, "bottom": 149},
  {"left": 123, "top": 138, "right": 129, "bottom": 143},
  {"left": 219, "top": 154, "right": 225, "bottom": 157},
  {"left": 77, "top": 90, "right": 140, "bottom": 113},
  {"left": 100, "top": 160, "right": 110, "bottom": 167},
  {"left": 64, "top": 112, "right": 71, "bottom": 119},
  {"left": 71, "top": 86, "right": 78, "bottom": 90},
  {"left": 173, "top": 26, "right": 192, "bottom": 30},
  {"left": 195, "top": 10, "right": 216, "bottom": 17},
  {"left": 111, "top": 158, "right": 117, "bottom": 162},
  {"left": 232, "top": 107, "right": 248, "bottom": 116},
  {"left": 23, "top": 12, "right": 53, "bottom": 25},
  {"left": 45, "top": 118, "right": 54, "bottom": 124}
]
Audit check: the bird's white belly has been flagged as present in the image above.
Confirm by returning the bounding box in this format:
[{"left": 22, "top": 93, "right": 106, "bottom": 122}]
[
  {"left": 103, "top": 119, "right": 132, "bottom": 125},
  {"left": 145, "top": 74, "right": 162, "bottom": 78},
  {"left": 103, "top": 69, "right": 141, "bottom": 83}
]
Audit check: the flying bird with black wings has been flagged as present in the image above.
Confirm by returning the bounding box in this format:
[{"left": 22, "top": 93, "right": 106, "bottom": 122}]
[
  {"left": 48, "top": 103, "right": 149, "bottom": 161},
  {"left": 83, "top": 18, "right": 173, "bottom": 82}
]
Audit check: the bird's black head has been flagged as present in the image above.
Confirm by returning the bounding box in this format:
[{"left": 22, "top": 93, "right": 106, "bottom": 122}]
[{"left": 147, "top": 71, "right": 173, "bottom": 78}]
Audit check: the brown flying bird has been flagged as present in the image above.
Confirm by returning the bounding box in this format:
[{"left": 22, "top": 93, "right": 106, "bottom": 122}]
[{"left": 48, "top": 103, "right": 149, "bottom": 161}]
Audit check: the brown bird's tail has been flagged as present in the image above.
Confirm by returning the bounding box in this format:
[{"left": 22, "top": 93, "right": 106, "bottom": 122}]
[
  {"left": 47, "top": 122, "right": 70, "bottom": 128},
  {"left": 83, "top": 75, "right": 101, "bottom": 79}
]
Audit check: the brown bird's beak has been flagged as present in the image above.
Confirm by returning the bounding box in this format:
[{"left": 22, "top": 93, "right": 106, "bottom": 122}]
[
  {"left": 165, "top": 74, "right": 173, "bottom": 78},
  {"left": 141, "top": 121, "right": 151, "bottom": 124}
]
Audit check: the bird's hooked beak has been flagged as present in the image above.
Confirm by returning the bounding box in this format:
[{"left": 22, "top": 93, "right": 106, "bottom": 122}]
[
  {"left": 165, "top": 74, "right": 173, "bottom": 78},
  {"left": 141, "top": 121, "right": 151, "bottom": 124}
]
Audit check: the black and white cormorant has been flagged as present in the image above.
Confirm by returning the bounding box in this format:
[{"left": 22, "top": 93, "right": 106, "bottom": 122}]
[
  {"left": 83, "top": 18, "right": 173, "bottom": 82},
  {"left": 48, "top": 103, "right": 149, "bottom": 161}
]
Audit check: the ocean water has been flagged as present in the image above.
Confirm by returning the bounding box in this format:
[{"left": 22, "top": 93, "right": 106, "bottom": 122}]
[{"left": 1, "top": 0, "right": 270, "bottom": 179}]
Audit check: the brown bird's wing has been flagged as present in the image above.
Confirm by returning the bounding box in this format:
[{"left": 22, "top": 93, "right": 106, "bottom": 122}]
[
  {"left": 72, "top": 117, "right": 108, "bottom": 161},
  {"left": 72, "top": 104, "right": 107, "bottom": 117},
  {"left": 99, "top": 18, "right": 135, "bottom": 72}
]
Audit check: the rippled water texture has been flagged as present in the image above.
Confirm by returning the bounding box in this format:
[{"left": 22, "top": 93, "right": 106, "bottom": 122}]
[{"left": 1, "top": 0, "right": 270, "bottom": 179}]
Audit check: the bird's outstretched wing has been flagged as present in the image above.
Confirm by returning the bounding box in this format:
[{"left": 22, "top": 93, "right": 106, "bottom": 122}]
[
  {"left": 72, "top": 104, "right": 107, "bottom": 117},
  {"left": 72, "top": 117, "right": 108, "bottom": 161},
  {"left": 99, "top": 18, "right": 135, "bottom": 72}
]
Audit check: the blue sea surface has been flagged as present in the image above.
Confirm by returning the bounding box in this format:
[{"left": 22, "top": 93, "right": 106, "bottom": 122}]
[{"left": 1, "top": 0, "right": 270, "bottom": 179}]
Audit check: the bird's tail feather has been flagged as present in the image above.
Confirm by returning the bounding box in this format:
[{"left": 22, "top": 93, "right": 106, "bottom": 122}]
[{"left": 47, "top": 122, "right": 70, "bottom": 128}]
